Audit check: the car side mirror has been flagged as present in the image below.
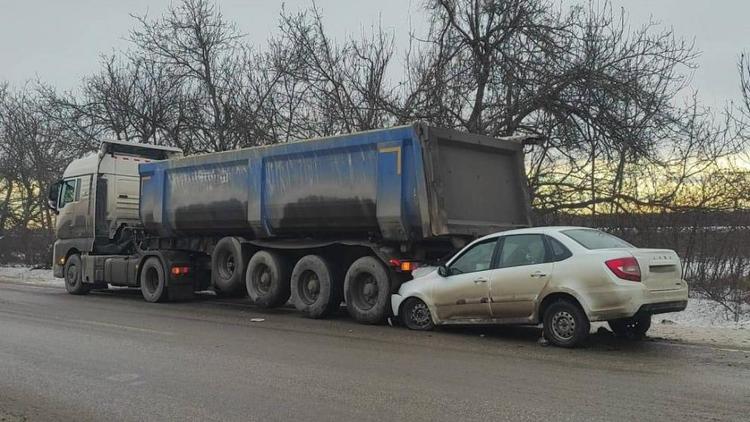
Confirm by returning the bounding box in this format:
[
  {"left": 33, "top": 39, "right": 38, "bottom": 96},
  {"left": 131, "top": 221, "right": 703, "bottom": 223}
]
[
  {"left": 437, "top": 265, "right": 450, "bottom": 277},
  {"left": 47, "top": 182, "right": 60, "bottom": 214},
  {"left": 47, "top": 199, "right": 59, "bottom": 214}
]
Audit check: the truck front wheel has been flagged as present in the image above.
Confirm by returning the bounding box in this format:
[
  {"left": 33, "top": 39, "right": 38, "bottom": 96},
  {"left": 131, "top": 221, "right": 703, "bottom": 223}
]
[
  {"left": 290, "top": 255, "right": 342, "bottom": 318},
  {"left": 246, "top": 250, "right": 291, "bottom": 308},
  {"left": 212, "top": 237, "right": 248, "bottom": 297},
  {"left": 344, "top": 257, "right": 391, "bottom": 324},
  {"left": 64, "top": 254, "right": 90, "bottom": 295},
  {"left": 140, "top": 257, "right": 168, "bottom": 303}
]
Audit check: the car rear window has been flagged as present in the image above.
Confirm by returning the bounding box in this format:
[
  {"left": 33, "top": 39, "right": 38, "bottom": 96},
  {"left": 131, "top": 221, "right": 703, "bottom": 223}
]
[{"left": 561, "top": 229, "right": 633, "bottom": 250}]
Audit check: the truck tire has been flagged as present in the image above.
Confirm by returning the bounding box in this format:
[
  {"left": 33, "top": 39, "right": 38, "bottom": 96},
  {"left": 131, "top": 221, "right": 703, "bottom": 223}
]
[
  {"left": 344, "top": 256, "right": 391, "bottom": 324},
  {"left": 246, "top": 250, "right": 291, "bottom": 308},
  {"left": 608, "top": 314, "right": 651, "bottom": 339},
  {"left": 542, "top": 299, "right": 590, "bottom": 348},
  {"left": 63, "top": 254, "right": 90, "bottom": 295},
  {"left": 140, "top": 257, "right": 169, "bottom": 303},
  {"left": 290, "top": 255, "right": 342, "bottom": 318},
  {"left": 212, "top": 237, "right": 248, "bottom": 297}
]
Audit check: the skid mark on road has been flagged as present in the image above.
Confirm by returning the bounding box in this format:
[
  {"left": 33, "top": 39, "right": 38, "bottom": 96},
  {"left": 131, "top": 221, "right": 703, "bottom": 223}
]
[{"left": 71, "top": 319, "right": 175, "bottom": 336}]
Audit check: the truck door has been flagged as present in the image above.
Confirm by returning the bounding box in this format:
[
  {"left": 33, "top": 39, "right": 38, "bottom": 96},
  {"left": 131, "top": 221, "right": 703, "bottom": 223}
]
[{"left": 55, "top": 175, "right": 93, "bottom": 239}]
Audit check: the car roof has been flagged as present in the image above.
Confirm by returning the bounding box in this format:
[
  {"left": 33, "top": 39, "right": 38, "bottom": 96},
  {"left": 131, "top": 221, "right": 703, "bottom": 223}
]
[{"left": 475, "top": 226, "right": 591, "bottom": 242}]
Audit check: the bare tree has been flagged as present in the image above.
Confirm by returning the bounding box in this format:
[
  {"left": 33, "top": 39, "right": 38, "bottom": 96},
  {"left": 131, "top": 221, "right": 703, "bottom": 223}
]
[
  {"left": 129, "top": 0, "right": 243, "bottom": 152},
  {"left": 266, "top": 4, "right": 397, "bottom": 140},
  {"left": 386, "top": 0, "right": 701, "bottom": 217},
  {"left": 0, "top": 86, "right": 91, "bottom": 263},
  {"left": 740, "top": 52, "right": 750, "bottom": 118}
]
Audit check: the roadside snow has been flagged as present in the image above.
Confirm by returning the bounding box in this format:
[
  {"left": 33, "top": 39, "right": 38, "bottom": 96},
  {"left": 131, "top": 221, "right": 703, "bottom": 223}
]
[
  {"left": 0, "top": 266, "right": 63, "bottom": 288},
  {"left": 646, "top": 297, "right": 750, "bottom": 349},
  {"left": 649, "top": 323, "right": 750, "bottom": 350},
  {"left": 658, "top": 297, "right": 749, "bottom": 329}
]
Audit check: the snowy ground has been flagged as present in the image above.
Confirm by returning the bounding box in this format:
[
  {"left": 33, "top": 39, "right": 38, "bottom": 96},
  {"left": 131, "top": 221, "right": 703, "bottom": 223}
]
[
  {"left": 0, "top": 266, "right": 63, "bottom": 288},
  {"left": 646, "top": 298, "right": 749, "bottom": 350},
  {"left": 1, "top": 266, "right": 748, "bottom": 349},
  {"left": 658, "top": 297, "right": 749, "bottom": 329}
]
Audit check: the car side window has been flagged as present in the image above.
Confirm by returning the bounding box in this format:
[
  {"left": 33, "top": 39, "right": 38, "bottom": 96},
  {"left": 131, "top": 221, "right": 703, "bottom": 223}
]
[
  {"left": 448, "top": 239, "right": 498, "bottom": 275},
  {"left": 58, "top": 178, "right": 79, "bottom": 208},
  {"left": 498, "top": 234, "right": 547, "bottom": 268},
  {"left": 546, "top": 235, "right": 572, "bottom": 262}
]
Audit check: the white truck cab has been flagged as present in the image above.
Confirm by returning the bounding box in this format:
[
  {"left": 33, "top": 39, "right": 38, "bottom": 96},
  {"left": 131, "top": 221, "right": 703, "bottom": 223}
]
[{"left": 48, "top": 140, "right": 181, "bottom": 278}]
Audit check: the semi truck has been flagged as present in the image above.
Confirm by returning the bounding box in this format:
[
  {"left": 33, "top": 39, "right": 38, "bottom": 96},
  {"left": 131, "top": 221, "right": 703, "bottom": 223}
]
[{"left": 48, "top": 123, "right": 531, "bottom": 324}]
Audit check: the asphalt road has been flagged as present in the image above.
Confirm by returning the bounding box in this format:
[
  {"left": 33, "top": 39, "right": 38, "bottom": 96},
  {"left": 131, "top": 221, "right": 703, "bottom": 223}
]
[{"left": 1, "top": 282, "right": 748, "bottom": 422}]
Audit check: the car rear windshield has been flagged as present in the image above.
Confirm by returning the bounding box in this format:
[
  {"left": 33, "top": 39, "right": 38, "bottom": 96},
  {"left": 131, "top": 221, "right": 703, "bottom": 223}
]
[{"left": 561, "top": 229, "right": 634, "bottom": 250}]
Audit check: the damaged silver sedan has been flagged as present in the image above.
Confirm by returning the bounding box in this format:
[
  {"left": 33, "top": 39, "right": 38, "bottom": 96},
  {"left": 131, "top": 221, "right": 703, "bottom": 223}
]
[{"left": 392, "top": 226, "right": 688, "bottom": 347}]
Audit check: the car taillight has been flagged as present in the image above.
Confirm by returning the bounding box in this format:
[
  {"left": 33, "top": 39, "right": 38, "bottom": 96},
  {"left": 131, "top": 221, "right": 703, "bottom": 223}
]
[{"left": 605, "top": 257, "right": 641, "bottom": 282}]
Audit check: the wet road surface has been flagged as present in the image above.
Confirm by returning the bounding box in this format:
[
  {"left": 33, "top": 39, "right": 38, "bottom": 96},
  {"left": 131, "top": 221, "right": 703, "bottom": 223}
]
[{"left": 1, "top": 282, "right": 748, "bottom": 421}]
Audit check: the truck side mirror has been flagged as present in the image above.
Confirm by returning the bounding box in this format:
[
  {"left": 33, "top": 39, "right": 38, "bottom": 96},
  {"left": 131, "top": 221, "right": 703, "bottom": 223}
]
[
  {"left": 437, "top": 265, "right": 450, "bottom": 277},
  {"left": 47, "top": 182, "right": 60, "bottom": 214}
]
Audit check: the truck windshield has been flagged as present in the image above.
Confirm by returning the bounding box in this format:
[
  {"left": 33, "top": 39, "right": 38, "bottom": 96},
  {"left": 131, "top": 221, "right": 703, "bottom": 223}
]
[{"left": 561, "top": 229, "right": 634, "bottom": 250}]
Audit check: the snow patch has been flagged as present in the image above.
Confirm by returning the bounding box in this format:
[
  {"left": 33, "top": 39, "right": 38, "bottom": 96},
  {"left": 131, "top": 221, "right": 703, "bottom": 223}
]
[
  {"left": 658, "top": 297, "right": 749, "bottom": 329},
  {"left": 0, "top": 266, "right": 64, "bottom": 288}
]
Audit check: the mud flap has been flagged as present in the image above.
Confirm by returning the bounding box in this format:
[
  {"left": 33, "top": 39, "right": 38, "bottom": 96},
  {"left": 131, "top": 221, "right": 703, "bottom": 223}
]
[{"left": 168, "top": 284, "right": 195, "bottom": 301}]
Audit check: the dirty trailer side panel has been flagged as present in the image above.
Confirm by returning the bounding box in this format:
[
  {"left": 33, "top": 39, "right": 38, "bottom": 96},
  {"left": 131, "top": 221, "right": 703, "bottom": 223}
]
[{"left": 139, "top": 124, "right": 529, "bottom": 243}]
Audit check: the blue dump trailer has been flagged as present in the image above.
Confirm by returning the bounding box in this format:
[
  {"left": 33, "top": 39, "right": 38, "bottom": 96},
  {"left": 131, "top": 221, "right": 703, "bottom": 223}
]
[{"left": 50, "top": 123, "right": 531, "bottom": 323}]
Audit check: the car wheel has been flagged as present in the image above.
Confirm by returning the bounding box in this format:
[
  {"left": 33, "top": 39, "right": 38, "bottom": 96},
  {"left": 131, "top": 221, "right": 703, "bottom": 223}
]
[
  {"left": 344, "top": 257, "right": 391, "bottom": 324},
  {"left": 401, "top": 298, "right": 435, "bottom": 331},
  {"left": 246, "top": 250, "right": 291, "bottom": 308},
  {"left": 140, "top": 257, "right": 168, "bottom": 303},
  {"left": 608, "top": 314, "right": 651, "bottom": 339},
  {"left": 290, "top": 255, "right": 342, "bottom": 318},
  {"left": 64, "top": 254, "right": 90, "bottom": 295},
  {"left": 543, "top": 300, "right": 590, "bottom": 348}
]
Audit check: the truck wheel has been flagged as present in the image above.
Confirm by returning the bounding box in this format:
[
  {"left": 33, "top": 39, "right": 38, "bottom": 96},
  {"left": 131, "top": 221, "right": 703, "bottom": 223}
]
[
  {"left": 290, "top": 255, "right": 342, "bottom": 318},
  {"left": 542, "top": 300, "right": 590, "bottom": 348},
  {"left": 608, "top": 315, "right": 651, "bottom": 339},
  {"left": 344, "top": 257, "right": 391, "bottom": 324},
  {"left": 212, "top": 237, "right": 248, "bottom": 297},
  {"left": 63, "top": 254, "right": 90, "bottom": 295},
  {"left": 140, "top": 257, "right": 168, "bottom": 303},
  {"left": 246, "top": 250, "right": 291, "bottom": 308}
]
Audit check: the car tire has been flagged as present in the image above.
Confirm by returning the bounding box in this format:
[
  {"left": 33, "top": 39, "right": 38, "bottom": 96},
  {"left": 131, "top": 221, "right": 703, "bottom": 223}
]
[
  {"left": 344, "top": 256, "right": 391, "bottom": 324},
  {"left": 543, "top": 300, "right": 590, "bottom": 348},
  {"left": 212, "top": 237, "right": 248, "bottom": 297},
  {"left": 63, "top": 254, "right": 90, "bottom": 295},
  {"left": 608, "top": 315, "right": 651, "bottom": 339},
  {"left": 140, "top": 257, "right": 169, "bottom": 303},
  {"left": 246, "top": 250, "right": 291, "bottom": 308},
  {"left": 400, "top": 298, "right": 435, "bottom": 331},
  {"left": 290, "top": 255, "right": 342, "bottom": 318}
]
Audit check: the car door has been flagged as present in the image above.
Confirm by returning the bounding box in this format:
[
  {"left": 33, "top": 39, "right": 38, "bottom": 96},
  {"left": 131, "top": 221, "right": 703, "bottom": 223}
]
[
  {"left": 432, "top": 238, "right": 499, "bottom": 321},
  {"left": 488, "top": 234, "right": 557, "bottom": 320}
]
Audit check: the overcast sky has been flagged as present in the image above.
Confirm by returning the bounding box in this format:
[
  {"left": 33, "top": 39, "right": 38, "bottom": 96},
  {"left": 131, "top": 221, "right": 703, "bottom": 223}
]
[{"left": 1, "top": 0, "right": 748, "bottom": 110}]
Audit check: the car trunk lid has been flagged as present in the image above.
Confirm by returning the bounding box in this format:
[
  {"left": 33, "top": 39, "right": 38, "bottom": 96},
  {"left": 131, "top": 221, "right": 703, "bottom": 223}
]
[{"left": 630, "top": 249, "right": 683, "bottom": 291}]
